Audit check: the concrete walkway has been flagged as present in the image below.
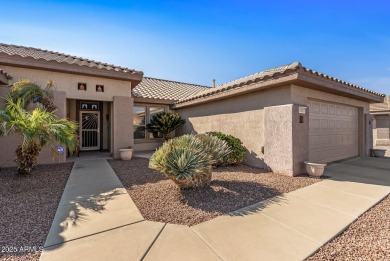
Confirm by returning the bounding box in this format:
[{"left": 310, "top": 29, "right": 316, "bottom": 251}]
[{"left": 40, "top": 157, "right": 390, "bottom": 261}]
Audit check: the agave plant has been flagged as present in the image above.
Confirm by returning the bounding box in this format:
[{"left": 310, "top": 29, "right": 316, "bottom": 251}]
[
  {"left": 149, "top": 134, "right": 231, "bottom": 189},
  {"left": 0, "top": 97, "right": 77, "bottom": 174},
  {"left": 146, "top": 112, "right": 186, "bottom": 141},
  {"left": 9, "top": 80, "right": 57, "bottom": 112},
  {"left": 195, "top": 134, "right": 232, "bottom": 165}
]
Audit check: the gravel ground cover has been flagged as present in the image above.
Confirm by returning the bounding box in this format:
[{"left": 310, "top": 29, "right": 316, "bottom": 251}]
[
  {"left": 0, "top": 163, "right": 73, "bottom": 261},
  {"left": 307, "top": 195, "right": 390, "bottom": 261},
  {"left": 109, "top": 158, "right": 324, "bottom": 226}
]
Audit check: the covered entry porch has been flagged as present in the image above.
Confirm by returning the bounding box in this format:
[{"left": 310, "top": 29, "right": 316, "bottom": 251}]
[{"left": 66, "top": 96, "right": 133, "bottom": 159}]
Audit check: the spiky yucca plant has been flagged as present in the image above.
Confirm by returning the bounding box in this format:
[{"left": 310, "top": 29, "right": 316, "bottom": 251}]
[
  {"left": 146, "top": 112, "right": 186, "bottom": 141},
  {"left": 195, "top": 134, "right": 232, "bottom": 165},
  {"left": 149, "top": 134, "right": 231, "bottom": 189},
  {"left": 0, "top": 97, "right": 77, "bottom": 174}
]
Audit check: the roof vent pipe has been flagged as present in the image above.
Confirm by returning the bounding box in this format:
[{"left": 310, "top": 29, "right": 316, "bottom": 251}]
[{"left": 212, "top": 79, "right": 216, "bottom": 88}]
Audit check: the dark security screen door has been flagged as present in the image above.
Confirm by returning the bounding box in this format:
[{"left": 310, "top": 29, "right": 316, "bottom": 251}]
[{"left": 80, "top": 111, "right": 100, "bottom": 150}]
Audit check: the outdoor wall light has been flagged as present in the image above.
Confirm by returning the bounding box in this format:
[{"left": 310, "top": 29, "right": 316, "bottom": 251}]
[{"left": 32, "top": 96, "right": 42, "bottom": 103}]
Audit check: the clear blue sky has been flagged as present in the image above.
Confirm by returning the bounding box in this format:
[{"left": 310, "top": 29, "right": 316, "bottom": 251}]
[{"left": 1, "top": 0, "right": 389, "bottom": 94}]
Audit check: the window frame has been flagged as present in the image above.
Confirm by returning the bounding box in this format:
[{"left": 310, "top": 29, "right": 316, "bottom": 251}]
[{"left": 133, "top": 104, "right": 166, "bottom": 141}]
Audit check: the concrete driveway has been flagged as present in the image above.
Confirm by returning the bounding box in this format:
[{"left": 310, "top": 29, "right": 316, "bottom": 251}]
[{"left": 40, "top": 157, "right": 390, "bottom": 261}]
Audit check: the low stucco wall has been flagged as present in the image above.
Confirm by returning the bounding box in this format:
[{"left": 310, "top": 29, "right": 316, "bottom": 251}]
[
  {"left": 263, "top": 104, "right": 309, "bottom": 176},
  {"left": 176, "top": 85, "right": 292, "bottom": 168},
  {"left": 373, "top": 115, "right": 390, "bottom": 146},
  {"left": 133, "top": 141, "right": 163, "bottom": 151}
]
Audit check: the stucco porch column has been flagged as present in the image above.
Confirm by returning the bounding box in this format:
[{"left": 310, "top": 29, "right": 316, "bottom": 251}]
[
  {"left": 264, "top": 104, "right": 309, "bottom": 176},
  {"left": 365, "top": 113, "right": 375, "bottom": 156},
  {"left": 112, "top": 96, "right": 133, "bottom": 159}
]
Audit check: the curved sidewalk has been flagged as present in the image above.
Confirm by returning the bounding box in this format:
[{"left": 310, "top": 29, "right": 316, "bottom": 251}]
[{"left": 40, "top": 157, "right": 390, "bottom": 261}]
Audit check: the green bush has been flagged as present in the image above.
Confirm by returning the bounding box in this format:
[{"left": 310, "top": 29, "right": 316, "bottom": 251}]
[
  {"left": 206, "top": 131, "right": 245, "bottom": 165},
  {"left": 149, "top": 134, "right": 231, "bottom": 189}
]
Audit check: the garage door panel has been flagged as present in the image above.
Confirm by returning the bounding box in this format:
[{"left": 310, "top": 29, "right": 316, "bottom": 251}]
[
  {"left": 309, "top": 100, "right": 359, "bottom": 163},
  {"left": 310, "top": 132, "right": 357, "bottom": 148}
]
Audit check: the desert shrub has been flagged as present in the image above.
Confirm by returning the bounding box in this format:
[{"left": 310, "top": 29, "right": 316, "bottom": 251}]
[
  {"left": 149, "top": 134, "right": 230, "bottom": 189},
  {"left": 207, "top": 131, "right": 245, "bottom": 165},
  {"left": 195, "top": 133, "right": 232, "bottom": 165}
]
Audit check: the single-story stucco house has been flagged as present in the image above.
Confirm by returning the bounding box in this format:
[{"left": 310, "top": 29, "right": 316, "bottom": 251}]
[
  {"left": 370, "top": 95, "right": 390, "bottom": 156},
  {"left": 0, "top": 43, "right": 385, "bottom": 175}
]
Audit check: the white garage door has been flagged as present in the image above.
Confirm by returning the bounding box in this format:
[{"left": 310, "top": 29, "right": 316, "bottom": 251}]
[{"left": 309, "top": 100, "right": 359, "bottom": 163}]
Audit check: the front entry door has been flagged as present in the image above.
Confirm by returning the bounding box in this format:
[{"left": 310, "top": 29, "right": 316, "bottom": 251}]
[{"left": 80, "top": 111, "right": 100, "bottom": 150}]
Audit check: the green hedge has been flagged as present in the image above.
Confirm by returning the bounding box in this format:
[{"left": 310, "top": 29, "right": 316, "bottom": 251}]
[{"left": 206, "top": 131, "right": 245, "bottom": 165}]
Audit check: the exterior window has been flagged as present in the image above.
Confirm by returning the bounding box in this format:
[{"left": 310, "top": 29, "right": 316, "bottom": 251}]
[
  {"left": 149, "top": 107, "right": 164, "bottom": 139},
  {"left": 133, "top": 105, "right": 165, "bottom": 140},
  {"left": 133, "top": 106, "right": 146, "bottom": 139}
]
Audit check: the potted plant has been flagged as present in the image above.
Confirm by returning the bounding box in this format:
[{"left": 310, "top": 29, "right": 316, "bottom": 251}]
[
  {"left": 370, "top": 149, "right": 386, "bottom": 158},
  {"left": 119, "top": 146, "right": 133, "bottom": 160},
  {"left": 304, "top": 161, "right": 327, "bottom": 177}
]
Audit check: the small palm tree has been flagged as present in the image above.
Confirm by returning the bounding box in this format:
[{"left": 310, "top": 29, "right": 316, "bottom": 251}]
[
  {"left": 9, "top": 80, "right": 57, "bottom": 112},
  {"left": 0, "top": 97, "right": 78, "bottom": 174},
  {"left": 146, "top": 112, "right": 186, "bottom": 141}
]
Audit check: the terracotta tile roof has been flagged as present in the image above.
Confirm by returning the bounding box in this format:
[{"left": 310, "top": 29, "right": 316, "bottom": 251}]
[
  {"left": 175, "top": 62, "right": 385, "bottom": 105},
  {"left": 0, "top": 43, "right": 143, "bottom": 76},
  {"left": 370, "top": 96, "right": 390, "bottom": 112},
  {"left": 132, "top": 77, "right": 210, "bottom": 101}
]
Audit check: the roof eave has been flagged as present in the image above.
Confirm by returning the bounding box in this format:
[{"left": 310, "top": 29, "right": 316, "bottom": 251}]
[
  {"left": 0, "top": 53, "right": 143, "bottom": 83},
  {"left": 133, "top": 97, "right": 178, "bottom": 105},
  {"left": 370, "top": 110, "right": 390, "bottom": 115},
  {"left": 173, "top": 73, "right": 298, "bottom": 109},
  {"left": 173, "top": 70, "right": 384, "bottom": 109},
  {"left": 296, "top": 71, "right": 384, "bottom": 103}
]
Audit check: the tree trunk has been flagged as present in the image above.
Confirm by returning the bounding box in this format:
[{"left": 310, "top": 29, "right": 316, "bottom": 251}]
[{"left": 15, "top": 144, "right": 41, "bottom": 174}]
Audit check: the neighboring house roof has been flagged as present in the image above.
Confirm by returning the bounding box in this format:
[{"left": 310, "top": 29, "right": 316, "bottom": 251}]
[
  {"left": 132, "top": 77, "right": 210, "bottom": 101},
  {"left": 0, "top": 68, "right": 12, "bottom": 85},
  {"left": 0, "top": 43, "right": 143, "bottom": 82},
  {"left": 370, "top": 95, "right": 390, "bottom": 113},
  {"left": 174, "top": 62, "right": 385, "bottom": 107}
]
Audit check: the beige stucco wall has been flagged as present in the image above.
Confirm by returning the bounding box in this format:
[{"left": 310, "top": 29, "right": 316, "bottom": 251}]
[
  {"left": 0, "top": 86, "right": 18, "bottom": 167},
  {"left": 291, "top": 85, "right": 370, "bottom": 113},
  {"left": 373, "top": 115, "right": 390, "bottom": 146},
  {"left": 263, "top": 104, "right": 309, "bottom": 176},
  {"left": 176, "top": 85, "right": 292, "bottom": 168},
  {"left": 1, "top": 65, "right": 132, "bottom": 101},
  {"left": 133, "top": 142, "right": 163, "bottom": 151},
  {"left": 0, "top": 65, "right": 135, "bottom": 166},
  {"left": 0, "top": 88, "right": 68, "bottom": 167},
  {"left": 112, "top": 96, "right": 133, "bottom": 158},
  {"left": 176, "top": 83, "right": 372, "bottom": 174}
]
